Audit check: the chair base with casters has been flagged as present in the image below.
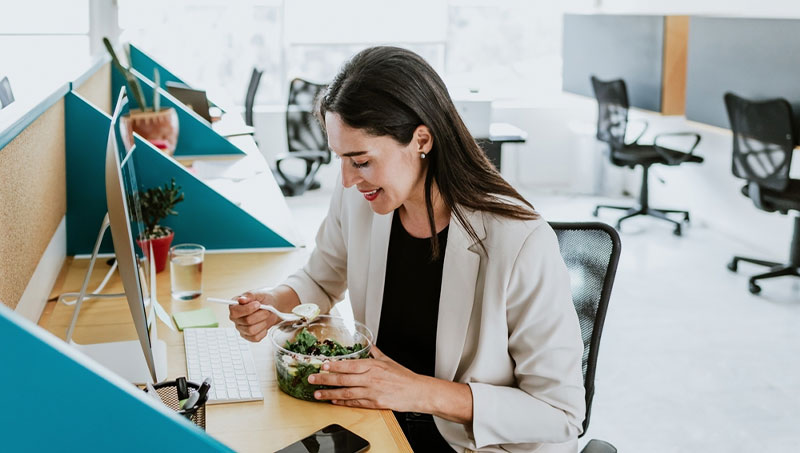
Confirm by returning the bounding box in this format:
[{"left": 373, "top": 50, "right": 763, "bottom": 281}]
[
  {"left": 272, "top": 150, "right": 327, "bottom": 197},
  {"left": 590, "top": 76, "right": 702, "bottom": 237},
  {"left": 728, "top": 214, "right": 800, "bottom": 294},
  {"left": 593, "top": 164, "right": 692, "bottom": 236}
]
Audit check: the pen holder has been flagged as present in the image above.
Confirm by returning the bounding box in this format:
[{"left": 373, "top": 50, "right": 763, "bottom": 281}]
[{"left": 145, "top": 379, "right": 207, "bottom": 430}]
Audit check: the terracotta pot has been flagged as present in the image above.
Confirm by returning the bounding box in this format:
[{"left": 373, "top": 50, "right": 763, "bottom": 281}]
[
  {"left": 136, "top": 230, "right": 175, "bottom": 273},
  {"left": 121, "top": 107, "right": 179, "bottom": 155}
]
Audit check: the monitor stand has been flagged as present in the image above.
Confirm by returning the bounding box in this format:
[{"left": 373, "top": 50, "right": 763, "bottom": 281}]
[
  {"left": 70, "top": 338, "right": 167, "bottom": 384},
  {"left": 65, "top": 213, "right": 167, "bottom": 384}
]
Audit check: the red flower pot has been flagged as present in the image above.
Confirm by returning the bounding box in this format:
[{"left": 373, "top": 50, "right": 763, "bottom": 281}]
[{"left": 136, "top": 230, "right": 174, "bottom": 273}]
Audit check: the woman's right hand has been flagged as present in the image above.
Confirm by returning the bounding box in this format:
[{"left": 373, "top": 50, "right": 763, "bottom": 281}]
[{"left": 228, "top": 289, "right": 282, "bottom": 342}]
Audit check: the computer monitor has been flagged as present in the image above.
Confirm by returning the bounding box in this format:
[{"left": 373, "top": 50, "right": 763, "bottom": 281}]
[{"left": 0, "top": 75, "right": 14, "bottom": 108}]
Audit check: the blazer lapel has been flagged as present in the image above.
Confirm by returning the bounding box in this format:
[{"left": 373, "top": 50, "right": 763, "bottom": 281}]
[
  {"left": 363, "top": 211, "right": 393, "bottom": 339},
  {"left": 435, "top": 209, "right": 485, "bottom": 382}
]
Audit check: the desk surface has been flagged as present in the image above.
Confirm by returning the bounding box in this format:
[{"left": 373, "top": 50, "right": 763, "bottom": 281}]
[{"left": 40, "top": 251, "right": 411, "bottom": 453}]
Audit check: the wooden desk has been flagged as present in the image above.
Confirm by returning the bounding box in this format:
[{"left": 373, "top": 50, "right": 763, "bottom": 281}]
[{"left": 40, "top": 252, "right": 411, "bottom": 452}]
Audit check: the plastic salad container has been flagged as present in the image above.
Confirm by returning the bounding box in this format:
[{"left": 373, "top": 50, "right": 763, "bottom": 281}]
[{"left": 268, "top": 315, "right": 373, "bottom": 401}]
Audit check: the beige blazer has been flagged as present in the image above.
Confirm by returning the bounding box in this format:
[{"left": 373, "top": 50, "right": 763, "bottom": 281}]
[{"left": 283, "top": 181, "right": 586, "bottom": 452}]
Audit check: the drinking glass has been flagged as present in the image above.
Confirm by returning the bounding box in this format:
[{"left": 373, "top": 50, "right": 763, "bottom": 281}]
[{"left": 170, "top": 244, "right": 205, "bottom": 300}]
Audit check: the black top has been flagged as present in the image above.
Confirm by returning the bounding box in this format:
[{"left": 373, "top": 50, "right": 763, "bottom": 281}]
[{"left": 377, "top": 210, "right": 448, "bottom": 378}]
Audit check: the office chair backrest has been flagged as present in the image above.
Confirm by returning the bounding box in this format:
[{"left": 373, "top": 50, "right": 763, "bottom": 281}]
[
  {"left": 0, "top": 76, "right": 14, "bottom": 108},
  {"left": 724, "top": 92, "right": 795, "bottom": 193},
  {"left": 286, "top": 78, "right": 329, "bottom": 163},
  {"left": 590, "top": 76, "right": 629, "bottom": 150},
  {"left": 245, "top": 68, "right": 263, "bottom": 127},
  {"left": 550, "top": 221, "right": 621, "bottom": 436}
]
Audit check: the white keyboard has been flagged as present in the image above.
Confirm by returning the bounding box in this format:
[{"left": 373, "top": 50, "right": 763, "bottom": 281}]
[{"left": 184, "top": 327, "right": 263, "bottom": 404}]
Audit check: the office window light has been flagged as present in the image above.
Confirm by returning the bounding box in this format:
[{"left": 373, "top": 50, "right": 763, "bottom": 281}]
[
  {"left": 0, "top": 0, "right": 91, "bottom": 103},
  {"left": 116, "top": 0, "right": 584, "bottom": 109}
]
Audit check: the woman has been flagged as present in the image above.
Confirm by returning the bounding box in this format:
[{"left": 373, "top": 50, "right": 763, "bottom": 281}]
[{"left": 230, "top": 46, "right": 585, "bottom": 452}]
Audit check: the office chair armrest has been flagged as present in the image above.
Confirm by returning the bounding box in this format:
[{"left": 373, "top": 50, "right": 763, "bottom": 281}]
[
  {"left": 580, "top": 439, "right": 617, "bottom": 453},
  {"left": 653, "top": 132, "right": 702, "bottom": 164},
  {"left": 625, "top": 118, "right": 649, "bottom": 145}
]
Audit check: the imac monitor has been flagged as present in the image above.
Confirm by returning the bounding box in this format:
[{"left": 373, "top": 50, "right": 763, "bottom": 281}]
[{"left": 103, "top": 88, "right": 166, "bottom": 383}]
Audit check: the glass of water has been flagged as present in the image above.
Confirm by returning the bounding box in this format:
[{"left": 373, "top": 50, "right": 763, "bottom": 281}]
[{"left": 170, "top": 244, "right": 205, "bottom": 300}]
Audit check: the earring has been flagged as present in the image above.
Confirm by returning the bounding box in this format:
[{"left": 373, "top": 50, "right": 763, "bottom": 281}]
[{"left": 420, "top": 153, "right": 427, "bottom": 159}]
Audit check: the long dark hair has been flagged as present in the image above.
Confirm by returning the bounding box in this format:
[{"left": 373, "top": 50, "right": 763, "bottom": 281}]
[{"left": 317, "top": 46, "right": 538, "bottom": 258}]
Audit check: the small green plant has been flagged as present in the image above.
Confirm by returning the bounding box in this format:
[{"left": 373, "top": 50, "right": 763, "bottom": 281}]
[
  {"left": 103, "top": 37, "right": 160, "bottom": 112},
  {"left": 138, "top": 179, "right": 185, "bottom": 239}
]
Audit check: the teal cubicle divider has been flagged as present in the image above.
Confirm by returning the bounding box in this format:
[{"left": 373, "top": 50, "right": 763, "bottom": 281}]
[
  {"left": 0, "top": 303, "right": 232, "bottom": 452},
  {"left": 64, "top": 90, "right": 293, "bottom": 254},
  {"left": 110, "top": 65, "right": 242, "bottom": 158},
  {"left": 129, "top": 44, "right": 187, "bottom": 91},
  {"left": 128, "top": 44, "right": 220, "bottom": 110},
  {"left": 65, "top": 91, "right": 115, "bottom": 255},
  {"left": 131, "top": 136, "right": 294, "bottom": 249}
]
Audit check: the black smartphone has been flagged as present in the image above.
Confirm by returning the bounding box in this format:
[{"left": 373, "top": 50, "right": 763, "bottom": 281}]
[{"left": 275, "top": 424, "right": 370, "bottom": 453}]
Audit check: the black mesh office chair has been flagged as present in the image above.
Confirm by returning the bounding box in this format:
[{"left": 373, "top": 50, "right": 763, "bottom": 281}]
[
  {"left": 550, "top": 222, "right": 621, "bottom": 453},
  {"left": 0, "top": 76, "right": 14, "bottom": 108},
  {"left": 590, "top": 76, "right": 703, "bottom": 236},
  {"left": 724, "top": 92, "right": 800, "bottom": 294},
  {"left": 244, "top": 68, "right": 263, "bottom": 128},
  {"left": 273, "top": 78, "right": 331, "bottom": 197}
]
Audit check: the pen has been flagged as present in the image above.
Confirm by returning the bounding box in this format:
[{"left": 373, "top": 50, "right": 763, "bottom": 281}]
[
  {"left": 176, "top": 376, "right": 189, "bottom": 401},
  {"left": 197, "top": 377, "right": 212, "bottom": 402}
]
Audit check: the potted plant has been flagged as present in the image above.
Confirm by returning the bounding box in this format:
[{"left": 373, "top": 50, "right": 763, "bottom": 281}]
[
  {"left": 103, "top": 37, "right": 179, "bottom": 154},
  {"left": 135, "top": 178, "right": 185, "bottom": 273}
]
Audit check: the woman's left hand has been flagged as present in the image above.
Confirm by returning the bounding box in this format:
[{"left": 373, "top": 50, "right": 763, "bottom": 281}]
[{"left": 308, "top": 346, "right": 428, "bottom": 413}]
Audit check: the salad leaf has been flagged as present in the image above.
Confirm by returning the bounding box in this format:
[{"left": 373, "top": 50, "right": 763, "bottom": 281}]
[{"left": 284, "top": 328, "right": 363, "bottom": 356}]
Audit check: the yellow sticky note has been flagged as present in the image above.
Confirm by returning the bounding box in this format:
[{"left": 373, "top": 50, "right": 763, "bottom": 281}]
[{"left": 172, "top": 308, "right": 218, "bottom": 331}]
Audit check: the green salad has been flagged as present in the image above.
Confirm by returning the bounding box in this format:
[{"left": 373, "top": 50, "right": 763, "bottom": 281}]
[{"left": 275, "top": 328, "right": 369, "bottom": 401}]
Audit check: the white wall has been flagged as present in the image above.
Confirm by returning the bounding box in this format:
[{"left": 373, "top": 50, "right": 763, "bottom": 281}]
[{"left": 594, "top": 0, "right": 800, "bottom": 17}]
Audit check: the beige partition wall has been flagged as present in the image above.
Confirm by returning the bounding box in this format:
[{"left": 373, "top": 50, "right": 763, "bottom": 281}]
[
  {"left": 662, "top": 15, "right": 689, "bottom": 115},
  {"left": 0, "top": 101, "right": 67, "bottom": 309},
  {"left": 74, "top": 62, "right": 112, "bottom": 115}
]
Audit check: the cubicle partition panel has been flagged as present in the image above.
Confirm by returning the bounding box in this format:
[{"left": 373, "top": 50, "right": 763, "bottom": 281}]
[
  {"left": 65, "top": 92, "right": 295, "bottom": 255},
  {"left": 685, "top": 17, "right": 800, "bottom": 131},
  {"left": 132, "top": 137, "right": 294, "bottom": 250},
  {"left": 128, "top": 44, "right": 221, "bottom": 110},
  {"left": 110, "top": 66, "right": 244, "bottom": 158},
  {"left": 562, "top": 14, "right": 690, "bottom": 115},
  {"left": 563, "top": 14, "right": 665, "bottom": 112},
  {"left": 129, "top": 43, "right": 188, "bottom": 92},
  {"left": 64, "top": 91, "right": 115, "bottom": 255},
  {"left": 73, "top": 60, "right": 112, "bottom": 116},
  {"left": 0, "top": 303, "right": 231, "bottom": 452},
  {"left": 0, "top": 86, "right": 69, "bottom": 310}
]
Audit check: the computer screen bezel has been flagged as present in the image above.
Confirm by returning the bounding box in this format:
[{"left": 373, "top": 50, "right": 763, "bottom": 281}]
[{"left": 105, "top": 88, "right": 159, "bottom": 383}]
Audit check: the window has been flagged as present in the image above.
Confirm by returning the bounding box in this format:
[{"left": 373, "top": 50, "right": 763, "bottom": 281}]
[
  {"left": 0, "top": 0, "right": 91, "bottom": 103},
  {"left": 117, "top": 1, "right": 583, "bottom": 108}
]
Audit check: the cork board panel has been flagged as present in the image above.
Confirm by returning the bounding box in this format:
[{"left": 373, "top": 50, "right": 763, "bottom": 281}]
[
  {"left": 74, "top": 62, "right": 111, "bottom": 115},
  {"left": 0, "top": 100, "right": 67, "bottom": 309},
  {"left": 662, "top": 16, "right": 689, "bottom": 115}
]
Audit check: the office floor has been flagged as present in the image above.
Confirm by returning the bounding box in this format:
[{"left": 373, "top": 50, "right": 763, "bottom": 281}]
[{"left": 284, "top": 164, "right": 800, "bottom": 453}]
